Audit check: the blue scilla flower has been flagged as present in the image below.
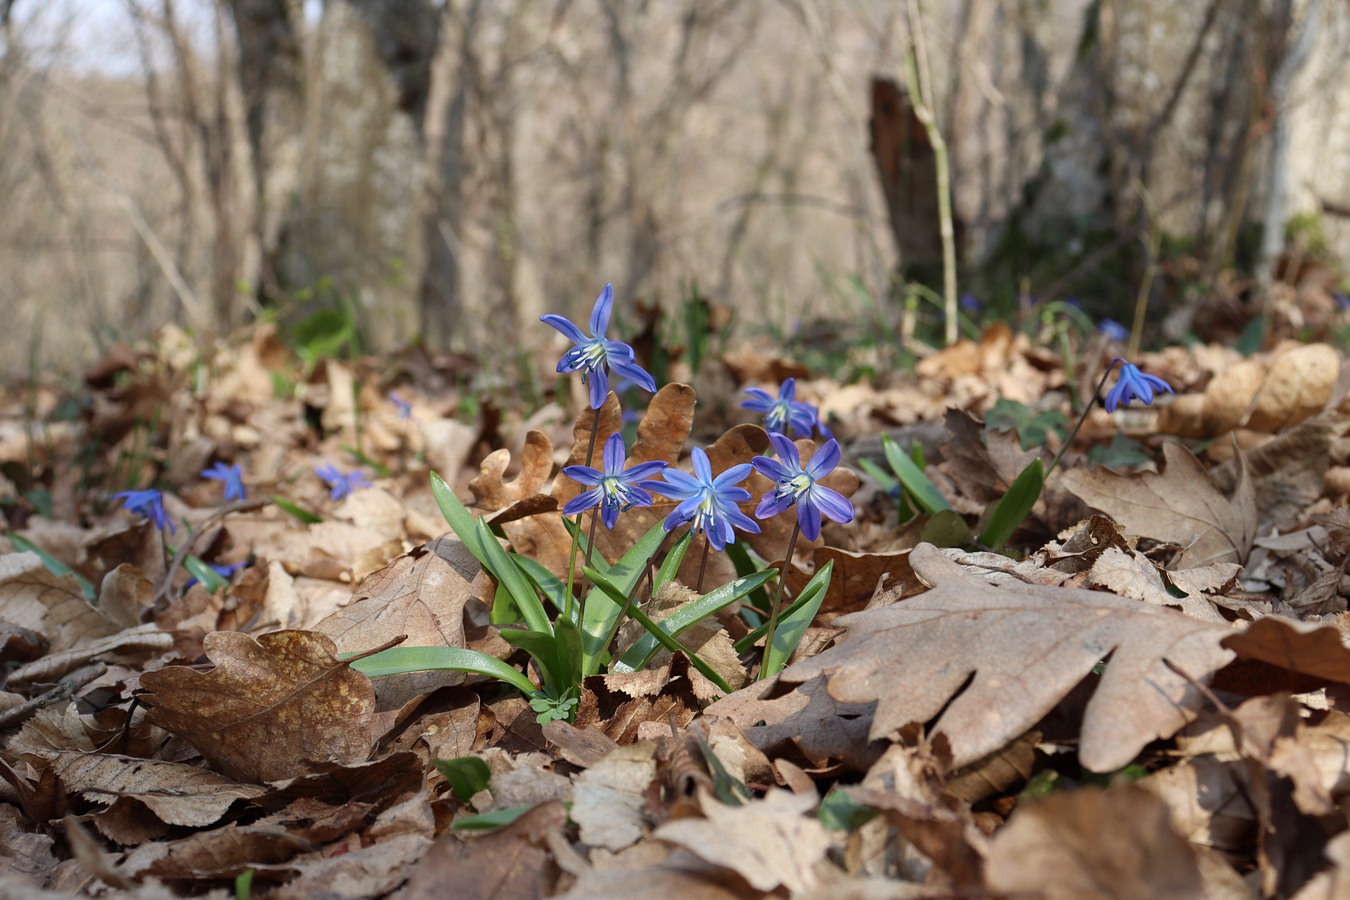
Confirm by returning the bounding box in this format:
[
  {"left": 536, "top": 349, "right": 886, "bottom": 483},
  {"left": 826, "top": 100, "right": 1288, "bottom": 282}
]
[
  {"left": 113, "top": 489, "right": 175, "bottom": 534},
  {"left": 541, "top": 283, "right": 657, "bottom": 410},
  {"left": 389, "top": 391, "right": 413, "bottom": 420},
  {"left": 752, "top": 434, "right": 854, "bottom": 541},
  {"left": 1103, "top": 359, "right": 1173, "bottom": 413},
  {"left": 201, "top": 461, "right": 246, "bottom": 501},
  {"left": 1098, "top": 318, "right": 1130, "bottom": 343},
  {"left": 742, "top": 378, "right": 818, "bottom": 439},
  {"left": 649, "top": 447, "right": 761, "bottom": 552},
  {"left": 314, "top": 464, "right": 372, "bottom": 501},
  {"left": 562, "top": 433, "right": 668, "bottom": 529}
]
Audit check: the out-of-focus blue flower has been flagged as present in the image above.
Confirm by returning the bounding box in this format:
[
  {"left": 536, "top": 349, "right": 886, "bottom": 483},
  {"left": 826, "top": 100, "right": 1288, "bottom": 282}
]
[
  {"left": 742, "top": 378, "right": 819, "bottom": 439},
  {"left": 1103, "top": 359, "right": 1173, "bottom": 413},
  {"left": 1334, "top": 292, "right": 1349, "bottom": 311},
  {"left": 751, "top": 434, "right": 854, "bottom": 542},
  {"left": 562, "top": 433, "right": 668, "bottom": 529},
  {"left": 649, "top": 447, "right": 760, "bottom": 551},
  {"left": 184, "top": 560, "right": 248, "bottom": 592},
  {"left": 1098, "top": 318, "right": 1130, "bottom": 342},
  {"left": 314, "top": 464, "right": 372, "bottom": 501},
  {"left": 389, "top": 391, "right": 413, "bottom": 420},
  {"left": 959, "top": 293, "right": 981, "bottom": 313},
  {"left": 201, "top": 462, "right": 247, "bottom": 501},
  {"left": 113, "top": 489, "right": 175, "bottom": 534},
  {"left": 541, "top": 283, "right": 657, "bottom": 409}
]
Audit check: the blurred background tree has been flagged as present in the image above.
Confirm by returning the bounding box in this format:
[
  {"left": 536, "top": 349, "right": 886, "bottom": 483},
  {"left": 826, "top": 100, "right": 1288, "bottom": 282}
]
[{"left": 2, "top": 0, "right": 1348, "bottom": 371}]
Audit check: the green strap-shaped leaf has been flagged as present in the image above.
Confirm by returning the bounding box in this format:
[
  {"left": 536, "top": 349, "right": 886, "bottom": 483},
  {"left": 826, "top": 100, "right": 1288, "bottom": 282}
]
[
  {"left": 9, "top": 535, "right": 97, "bottom": 601},
  {"left": 977, "top": 458, "right": 1044, "bottom": 550},
  {"left": 653, "top": 530, "right": 693, "bottom": 594},
  {"left": 513, "top": 555, "right": 576, "bottom": 623},
  {"left": 430, "top": 472, "right": 551, "bottom": 635},
  {"left": 881, "top": 434, "right": 950, "bottom": 515},
  {"left": 761, "top": 560, "right": 834, "bottom": 680},
  {"left": 612, "top": 569, "right": 775, "bottom": 673},
  {"left": 575, "top": 519, "right": 669, "bottom": 676},
  {"left": 347, "top": 646, "right": 537, "bottom": 696},
  {"left": 272, "top": 495, "right": 322, "bottom": 524},
  {"left": 584, "top": 566, "right": 733, "bottom": 694}
]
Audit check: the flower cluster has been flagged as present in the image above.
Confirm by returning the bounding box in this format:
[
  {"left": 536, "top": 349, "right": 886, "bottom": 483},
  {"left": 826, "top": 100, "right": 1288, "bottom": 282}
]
[{"left": 548, "top": 283, "right": 856, "bottom": 552}]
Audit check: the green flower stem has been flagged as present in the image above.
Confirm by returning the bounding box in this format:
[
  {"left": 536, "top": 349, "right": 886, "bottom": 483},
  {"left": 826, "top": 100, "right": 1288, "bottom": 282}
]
[
  {"left": 595, "top": 541, "right": 665, "bottom": 666},
  {"left": 761, "top": 520, "right": 801, "bottom": 673},
  {"left": 1046, "top": 359, "right": 1121, "bottom": 479},
  {"left": 564, "top": 410, "right": 604, "bottom": 612},
  {"left": 562, "top": 517, "right": 581, "bottom": 622},
  {"left": 584, "top": 568, "right": 733, "bottom": 694}
]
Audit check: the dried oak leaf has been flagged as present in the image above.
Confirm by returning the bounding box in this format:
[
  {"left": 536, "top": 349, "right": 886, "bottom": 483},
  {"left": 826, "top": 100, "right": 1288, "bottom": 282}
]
[
  {"left": 398, "top": 800, "right": 565, "bottom": 900},
  {"left": 139, "top": 630, "right": 375, "bottom": 784},
  {"left": 313, "top": 537, "right": 495, "bottom": 710},
  {"left": 0, "top": 552, "right": 119, "bottom": 652},
  {"left": 985, "top": 784, "right": 1204, "bottom": 900},
  {"left": 1217, "top": 616, "right": 1350, "bottom": 691},
  {"left": 562, "top": 384, "right": 697, "bottom": 567},
  {"left": 781, "top": 542, "right": 1236, "bottom": 772},
  {"left": 1060, "top": 441, "right": 1257, "bottom": 567},
  {"left": 570, "top": 742, "right": 656, "bottom": 852},
  {"left": 15, "top": 750, "right": 264, "bottom": 837},
  {"left": 704, "top": 673, "right": 885, "bottom": 773},
  {"left": 652, "top": 788, "right": 831, "bottom": 896}
]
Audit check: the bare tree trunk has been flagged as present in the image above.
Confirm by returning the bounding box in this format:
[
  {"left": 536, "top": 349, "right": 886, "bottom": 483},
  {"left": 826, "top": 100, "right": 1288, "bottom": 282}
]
[
  {"left": 1254, "top": 0, "right": 1323, "bottom": 306},
  {"left": 227, "top": 0, "right": 304, "bottom": 307},
  {"left": 419, "top": 0, "right": 480, "bottom": 348}
]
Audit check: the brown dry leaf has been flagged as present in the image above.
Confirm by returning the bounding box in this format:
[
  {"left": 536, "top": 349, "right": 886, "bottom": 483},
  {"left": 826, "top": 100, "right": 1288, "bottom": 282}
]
[
  {"left": 1272, "top": 709, "right": 1350, "bottom": 816},
  {"left": 139, "top": 630, "right": 375, "bottom": 783},
  {"left": 786, "top": 546, "right": 923, "bottom": 623},
  {"left": 1088, "top": 545, "right": 1234, "bottom": 623},
  {"left": 0, "top": 804, "right": 61, "bottom": 883},
  {"left": 471, "top": 429, "right": 556, "bottom": 511},
  {"left": 1061, "top": 441, "right": 1257, "bottom": 567},
  {"left": 782, "top": 543, "right": 1235, "bottom": 772},
  {"left": 1209, "top": 399, "right": 1345, "bottom": 531},
  {"left": 13, "top": 750, "right": 265, "bottom": 845},
  {"left": 938, "top": 409, "right": 1045, "bottom": 513},
  {"left": 984, "top": 784, "right": 1205, "bottom": 900},
  {"left": 398, "top": 800, "right": 565, "bottom": 900},
  {"left": 577, "top": 654, "right": 705, "bottom": 744},
  {"left": 621, "top": 582, "right": 747, "bottom": 692},
  {"left": 1220, "top": 616, "right": 1350, "bottom": 686},
  {"left": 1290, "top": 830, "right": 1350, "bottom": 900},
  {"left": 4, "top": 622, "right": 173, "bottom": 692},
  {"left": 1140, "top": 756, "right": 1255, "bottom": 858},
  {"left": 541, "top": 720, "right": 620, "bottom": 769},
  {"left": 653, "top": 788, "right": 831, "bottom": 895},
  {"left": 705, "top": 674, "right": 885, "bottom": 773},
  {"left": 0, "top": 552, "right": 120, "bottom": 652},
  {"left": 570, "top": 742, "right": 656, "bottom": 852},
  {"left": 314, "top": 537, "right": 495, "bottom": 710}
]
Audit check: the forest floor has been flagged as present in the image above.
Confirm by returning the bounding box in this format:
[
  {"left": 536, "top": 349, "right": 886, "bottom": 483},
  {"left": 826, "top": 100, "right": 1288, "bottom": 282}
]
[{"left": 3, "top": 308, "right": 1350, "bottom": 899}]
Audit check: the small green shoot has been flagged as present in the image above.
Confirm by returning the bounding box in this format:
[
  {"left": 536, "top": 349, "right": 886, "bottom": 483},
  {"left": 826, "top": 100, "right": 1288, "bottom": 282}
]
[{"left": 434, "top": 756, "right": 493, "bottom": 805}]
